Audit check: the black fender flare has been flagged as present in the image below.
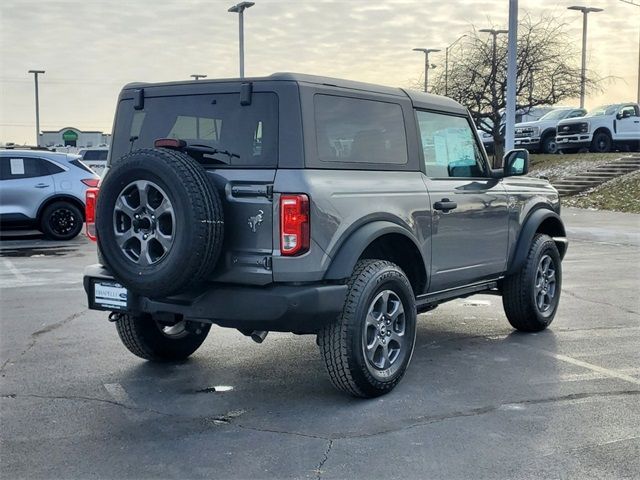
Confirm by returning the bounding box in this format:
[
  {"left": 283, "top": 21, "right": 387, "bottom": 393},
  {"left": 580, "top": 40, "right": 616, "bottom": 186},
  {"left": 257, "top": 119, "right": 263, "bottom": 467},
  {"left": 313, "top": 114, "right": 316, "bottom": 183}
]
[
  {"left": 324, "top": 221, "right": 427, "bottom": 281},
  {"left": 540, "top": 127, "right": 556, "bottom": 140},
  {"left": 507, "top": 209, "right": 567, "bottom": 275}
]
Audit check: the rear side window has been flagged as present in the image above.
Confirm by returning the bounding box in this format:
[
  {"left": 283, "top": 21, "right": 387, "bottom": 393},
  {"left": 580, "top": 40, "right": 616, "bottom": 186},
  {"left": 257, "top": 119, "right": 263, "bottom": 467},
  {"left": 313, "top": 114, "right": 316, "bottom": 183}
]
[
  {"left": 314, "top": 95, "right": 408, "bottom": 165},
  {"left": 70, "top": 159, "right": 95, "bottom": 173},
  {"left": 0, "top": 157, "right": 58, "bottom": 179},
  {"left": 111, "top": 92, "right": 278, "bottom": 167}
]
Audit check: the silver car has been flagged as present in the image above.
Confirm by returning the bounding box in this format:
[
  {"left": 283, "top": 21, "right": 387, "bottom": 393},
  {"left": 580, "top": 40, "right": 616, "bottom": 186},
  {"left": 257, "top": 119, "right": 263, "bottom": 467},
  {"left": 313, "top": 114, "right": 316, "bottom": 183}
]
[{"left": 0, "top": 149, "right": 100, "bottom": 240}]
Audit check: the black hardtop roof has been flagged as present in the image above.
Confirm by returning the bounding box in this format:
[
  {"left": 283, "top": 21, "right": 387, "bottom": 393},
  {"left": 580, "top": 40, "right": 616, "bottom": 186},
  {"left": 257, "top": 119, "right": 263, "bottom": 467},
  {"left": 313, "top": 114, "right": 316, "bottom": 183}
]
[{"left": 123, "top": 72, "right": 467, "bottom": 114}]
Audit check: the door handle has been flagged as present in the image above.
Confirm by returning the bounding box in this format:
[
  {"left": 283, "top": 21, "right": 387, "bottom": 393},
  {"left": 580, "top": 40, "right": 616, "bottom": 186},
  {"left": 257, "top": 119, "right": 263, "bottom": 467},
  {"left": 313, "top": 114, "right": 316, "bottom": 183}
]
[
  {"left": 34, "top": 183, "right": 49, "bottom": 188},
  {"left": 434, "top": 198, "right": 457, "bottom": 212}
]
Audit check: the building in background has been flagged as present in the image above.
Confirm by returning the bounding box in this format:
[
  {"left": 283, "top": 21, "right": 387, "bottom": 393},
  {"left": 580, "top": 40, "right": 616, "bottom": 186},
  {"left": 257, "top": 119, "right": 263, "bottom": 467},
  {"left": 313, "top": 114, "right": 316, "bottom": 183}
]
[{"left": 39, "top": 127, "right": 111, "bottom": 148}]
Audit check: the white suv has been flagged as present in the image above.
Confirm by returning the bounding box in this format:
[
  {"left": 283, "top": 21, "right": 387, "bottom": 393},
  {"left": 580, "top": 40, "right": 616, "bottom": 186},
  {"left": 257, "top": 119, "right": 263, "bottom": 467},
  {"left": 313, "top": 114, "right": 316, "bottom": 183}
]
[
  {"left": 514, "top": 107, "right": 586, "bottom": 154},
  {"left": 556, "top": 103, "right": 640, "bottom": 153}
]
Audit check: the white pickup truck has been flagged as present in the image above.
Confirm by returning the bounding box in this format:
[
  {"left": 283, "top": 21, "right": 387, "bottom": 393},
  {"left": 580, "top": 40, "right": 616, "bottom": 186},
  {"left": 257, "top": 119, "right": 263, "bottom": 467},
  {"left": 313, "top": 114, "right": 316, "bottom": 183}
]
[
  {"left": 556, "top": 103, "right": 640, "bottom": 153},
  {"left": 514, "top": 107, "right": 586, "bottom": 154}
]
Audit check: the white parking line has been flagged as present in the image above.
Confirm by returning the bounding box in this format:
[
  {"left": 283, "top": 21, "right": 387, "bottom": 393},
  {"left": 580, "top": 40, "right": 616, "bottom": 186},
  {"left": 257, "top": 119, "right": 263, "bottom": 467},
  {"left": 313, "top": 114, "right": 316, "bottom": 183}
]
[
  {"left": 520, "top": 344, "right": 640, "bottom": 386},
  {"left": 2, "top": 258, "right": 27, "bottom": 282}
]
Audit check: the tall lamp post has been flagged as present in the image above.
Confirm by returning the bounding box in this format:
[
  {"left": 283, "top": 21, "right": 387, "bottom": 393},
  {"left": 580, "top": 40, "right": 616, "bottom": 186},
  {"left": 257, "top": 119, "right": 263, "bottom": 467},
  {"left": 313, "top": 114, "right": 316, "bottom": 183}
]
[
  {"left": 190, "top": 74, "right": 207, "bottom": 81},
  {"left": 445, "top": 34, "right": 468, "bottom": 96},
  {"left": 228, "top": 1, "right": 255, "bottom": 78},
  {"left": 28, "top": 70, "right": 45, "bottom": 147},
  {"left": 412, "top": 48, "right": 440, "bottom": 92},
  {"left": 504, "top": 0, "right": 518, "bottom": 153},
  {"left": 567, "top": 5, "right": 603, "bottom": 108},
  {"left": 619, "top": 0, "right": 639, "bottom": 103}
]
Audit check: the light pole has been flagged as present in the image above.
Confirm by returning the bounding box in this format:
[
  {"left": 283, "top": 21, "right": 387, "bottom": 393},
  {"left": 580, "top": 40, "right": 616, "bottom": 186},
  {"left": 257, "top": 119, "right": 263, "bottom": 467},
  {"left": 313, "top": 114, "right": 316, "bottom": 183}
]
[
  {"left": 619, "top": 0, "right": 639, "bottom": 103},
  {"left": 228, "top": 1, "right": 255, "bottom": 78},
  {"left": 568, "top": 5, "right": 604, "bottom": 108},
  {"left": 190, "top": 74, "right": 207, "bottom": 81},
  {"left": 28, "top": 70, "right": 45, "bottom": 147},
  {"left": 445, "top": 34, "right": 468, "bottom": 96},
  {"left": 479, "top": 28, "right": 508, "bottom": 161},
  {"left": 413, "top": 48, "right": 440, "bottom": 93},
  {"left": 505, "top": 1, "right": 518, "bottom": 153}
]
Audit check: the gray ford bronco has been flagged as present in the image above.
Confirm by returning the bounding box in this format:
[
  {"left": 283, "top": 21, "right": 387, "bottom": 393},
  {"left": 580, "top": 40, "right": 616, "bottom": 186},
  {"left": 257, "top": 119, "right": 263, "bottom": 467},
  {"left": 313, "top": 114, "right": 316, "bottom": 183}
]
[{"left": 84, "top": 73, "right": 567, "bottom": 398}]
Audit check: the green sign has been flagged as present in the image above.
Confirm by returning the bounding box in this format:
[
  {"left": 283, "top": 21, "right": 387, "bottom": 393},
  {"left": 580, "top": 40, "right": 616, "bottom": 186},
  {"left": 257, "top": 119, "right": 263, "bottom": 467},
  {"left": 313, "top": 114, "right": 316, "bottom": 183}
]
[{"left": 62, "top": 130, "right": 78, "bottom": 141}]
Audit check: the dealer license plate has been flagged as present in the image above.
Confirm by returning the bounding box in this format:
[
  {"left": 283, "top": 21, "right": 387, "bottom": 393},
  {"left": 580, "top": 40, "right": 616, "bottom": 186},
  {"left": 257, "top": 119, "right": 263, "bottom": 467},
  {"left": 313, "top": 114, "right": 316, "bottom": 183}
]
[{"left": 93, "top": 280, "right": 128, "bottom": 311}]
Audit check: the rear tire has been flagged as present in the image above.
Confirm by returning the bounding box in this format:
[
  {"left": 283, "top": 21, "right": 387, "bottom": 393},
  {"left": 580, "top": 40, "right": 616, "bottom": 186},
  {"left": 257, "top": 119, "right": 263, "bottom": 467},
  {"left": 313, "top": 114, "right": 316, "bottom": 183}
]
[
  {"left": 40, "top": 201, "right": 83, "bottom": 240},
  {"left": 115, "top": 313, "right": 211, "bottom": 361},
  {"left": 502, "top": 234, "right": 562, "bottom": 332},
  {"left": 318, "top": 260, "right": 417, "bottom": 398}
]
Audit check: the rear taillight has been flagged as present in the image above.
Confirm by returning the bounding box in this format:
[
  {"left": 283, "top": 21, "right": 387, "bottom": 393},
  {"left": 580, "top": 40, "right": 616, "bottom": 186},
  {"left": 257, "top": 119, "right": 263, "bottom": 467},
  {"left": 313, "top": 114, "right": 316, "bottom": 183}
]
[
  {"left": 81, "top": 178, "right": 100, "bottom": 187},
  {"left": 280, "top": 194, "right": 310, "bottom": 256},
  {"left": 85, "top": 187, "right": 99, "bottom": 242}
]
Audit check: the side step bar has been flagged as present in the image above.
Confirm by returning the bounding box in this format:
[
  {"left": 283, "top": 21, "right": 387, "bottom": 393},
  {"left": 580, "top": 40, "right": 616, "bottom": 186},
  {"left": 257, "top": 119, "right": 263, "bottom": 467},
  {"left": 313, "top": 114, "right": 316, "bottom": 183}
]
[{"left": 416, "top": 279, "right": 501, "bottom": 312}]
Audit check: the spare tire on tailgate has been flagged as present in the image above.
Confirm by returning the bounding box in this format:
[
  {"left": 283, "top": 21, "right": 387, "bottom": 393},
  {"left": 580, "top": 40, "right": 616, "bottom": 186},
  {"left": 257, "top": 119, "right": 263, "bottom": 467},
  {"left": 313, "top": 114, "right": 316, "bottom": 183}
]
[{"left": 96, "top": 148, "right": 224, "bottom": 297}]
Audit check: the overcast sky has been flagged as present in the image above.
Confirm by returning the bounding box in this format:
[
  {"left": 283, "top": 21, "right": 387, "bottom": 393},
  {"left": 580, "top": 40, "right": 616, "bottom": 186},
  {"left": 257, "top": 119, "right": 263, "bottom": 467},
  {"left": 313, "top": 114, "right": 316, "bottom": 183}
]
[{"left": 1, "top": 0, "right": 638, "bottom": 144}]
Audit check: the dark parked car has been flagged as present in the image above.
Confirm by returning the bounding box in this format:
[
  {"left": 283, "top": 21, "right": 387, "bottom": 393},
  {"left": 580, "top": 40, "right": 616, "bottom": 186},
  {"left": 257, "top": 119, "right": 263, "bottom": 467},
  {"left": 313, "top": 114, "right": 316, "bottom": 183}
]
[{"left": 84, "top": 73, "right": 567, "bottom": 397}]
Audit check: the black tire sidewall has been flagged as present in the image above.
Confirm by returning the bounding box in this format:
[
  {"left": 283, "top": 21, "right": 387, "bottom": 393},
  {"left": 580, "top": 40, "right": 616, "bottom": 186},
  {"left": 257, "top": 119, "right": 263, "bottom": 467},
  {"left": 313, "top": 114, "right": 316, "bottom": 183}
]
[
  {"left": 347, "top": 264, "right": 417, "bottom": 393},
  {"left": 96, "top": 149, "right": 222, "bottom": 297},
  {"left": 542, "top": 135, "right": 557, "bottom": 154},
  {"left": 529, "top": 240, "right": 562, "bottom": 323},
  {"left": 41, "top": 201, "right": 83, "bottom": 240},
  {"left": 591, "top": 132, "right": 611, "bottom": 153},
  {"left": 117, "top": 314, "right": 211, "bottom": 361}
]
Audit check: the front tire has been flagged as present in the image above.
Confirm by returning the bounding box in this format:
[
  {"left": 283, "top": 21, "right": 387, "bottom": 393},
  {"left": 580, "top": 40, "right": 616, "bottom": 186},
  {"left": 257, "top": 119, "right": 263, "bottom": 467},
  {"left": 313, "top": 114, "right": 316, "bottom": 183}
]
[
  {"left": 541, "top": 134, "right": 558, "bottom": 154},
  {"left": 115, "top": 313, "right": 210, "bottom": 361},
  {"left": 502, "top": 234, "right": 562, "bottom": 332},
  {"left": 40, "top": 201, "right": 83, "bottom": 240},
  {"left": 318, "top": 260, "right": 417, "bottom": 398},
  {"left": 590, "top": 131, "right": 612, "bottom": 153}
]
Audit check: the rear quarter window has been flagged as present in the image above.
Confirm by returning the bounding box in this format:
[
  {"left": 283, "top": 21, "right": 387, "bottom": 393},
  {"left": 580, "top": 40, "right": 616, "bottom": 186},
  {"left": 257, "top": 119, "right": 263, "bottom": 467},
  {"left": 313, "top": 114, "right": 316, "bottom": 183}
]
[{"left": 314, "top": 94, "right": 408, "bottom": 165}]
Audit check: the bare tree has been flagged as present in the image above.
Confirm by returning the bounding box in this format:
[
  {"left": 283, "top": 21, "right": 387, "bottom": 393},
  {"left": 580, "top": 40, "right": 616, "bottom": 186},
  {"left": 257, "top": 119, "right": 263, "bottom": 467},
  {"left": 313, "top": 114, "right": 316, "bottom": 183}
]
[{"left": 429, "top": 14, "right": 601, "bottom": 162}]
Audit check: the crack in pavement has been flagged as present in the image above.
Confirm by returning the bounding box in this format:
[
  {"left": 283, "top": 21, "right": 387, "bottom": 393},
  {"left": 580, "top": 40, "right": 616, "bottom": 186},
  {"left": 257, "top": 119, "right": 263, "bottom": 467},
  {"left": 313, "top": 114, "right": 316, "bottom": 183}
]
[
  {"left": 0, "top": 309, "right": 87, "bottom": 374},
  {"left": 563, "top": 289, "right": 639, "bottom": 316},
  {"left": 0, "top": 393, "right": 171, "bottom": 417},
  {"left": 314, "top": 439, "right": 333, "bottom": 479}
]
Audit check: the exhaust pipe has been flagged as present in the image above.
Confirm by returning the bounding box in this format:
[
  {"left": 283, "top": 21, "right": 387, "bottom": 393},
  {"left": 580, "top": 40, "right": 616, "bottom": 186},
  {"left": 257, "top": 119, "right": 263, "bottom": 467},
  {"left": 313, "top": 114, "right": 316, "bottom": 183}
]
[{"left": 250, "top": 330, "right": 268, "bottom": 343}]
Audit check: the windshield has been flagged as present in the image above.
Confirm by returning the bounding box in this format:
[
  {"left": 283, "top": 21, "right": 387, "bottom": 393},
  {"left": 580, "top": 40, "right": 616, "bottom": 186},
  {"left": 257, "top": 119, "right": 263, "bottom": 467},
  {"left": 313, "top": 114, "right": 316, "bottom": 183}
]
[
  {"left": 585, "top": 105, "right": 620, "bottom": 117},
  {"left": 539, "top": 109, "right": 571, "bottom": 121},
  {"left": 110, "top": 92, "right": 278, "bottom": 167}
]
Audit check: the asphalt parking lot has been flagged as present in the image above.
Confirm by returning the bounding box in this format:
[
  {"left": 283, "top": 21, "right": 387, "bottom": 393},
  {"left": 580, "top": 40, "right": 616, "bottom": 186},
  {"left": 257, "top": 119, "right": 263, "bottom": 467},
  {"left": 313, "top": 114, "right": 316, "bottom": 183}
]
[{"left": 1, "top": 207, "right": 639, "bottom": 479}]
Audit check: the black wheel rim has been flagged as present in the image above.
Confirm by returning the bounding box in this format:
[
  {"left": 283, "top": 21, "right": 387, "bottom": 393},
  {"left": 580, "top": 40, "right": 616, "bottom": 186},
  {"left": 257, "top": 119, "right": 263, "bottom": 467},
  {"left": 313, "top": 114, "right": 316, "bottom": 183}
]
[
  {"left": 49, "top": 207, "right": 78, "bottom": 236},
  {"left": 113, "top": 180, "right": 175, "bottom": 266},
  {"left": 363, "top": 290, "right": 406, "bottom": 371},
  {"left": 596, "top": 136, "right": 609, "bottom": 152},
  {"left": 534, "top": 254, "right": 557, "bottom": 313},
  {"left": 156, "top": 319, "right": 188, "bottom": 339}
]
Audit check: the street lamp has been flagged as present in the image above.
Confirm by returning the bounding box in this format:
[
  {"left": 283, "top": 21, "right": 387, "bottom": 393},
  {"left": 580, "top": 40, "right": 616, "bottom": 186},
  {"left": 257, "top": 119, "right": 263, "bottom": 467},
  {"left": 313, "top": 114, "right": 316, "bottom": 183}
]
[
  {"left": 444, "top": 34, "right": 468, "bottom": 96},
  {"left": 413, "top": 48, "right": 440, "bottom": 93},
  {"left": 567, "top": 5, "right": 604, "bottom": 108},
  {"left": 228, "top": 1, "right": 255, "bottom": 78},
  {"left": 28, "top": 70, "right": 45, "bottom": 147},
  {"left": 619, "top": 0, "right": 639, "bottom": 103},
  {"left": 190, "top": 74, "right": 207, "bottom": 81}
]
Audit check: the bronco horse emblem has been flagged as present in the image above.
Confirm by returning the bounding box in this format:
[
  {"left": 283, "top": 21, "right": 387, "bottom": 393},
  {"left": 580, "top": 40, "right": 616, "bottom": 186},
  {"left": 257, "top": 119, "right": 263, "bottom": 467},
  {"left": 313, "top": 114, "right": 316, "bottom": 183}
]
[{"left": 248, "top": 210, "right": 264, "bottom": 232}]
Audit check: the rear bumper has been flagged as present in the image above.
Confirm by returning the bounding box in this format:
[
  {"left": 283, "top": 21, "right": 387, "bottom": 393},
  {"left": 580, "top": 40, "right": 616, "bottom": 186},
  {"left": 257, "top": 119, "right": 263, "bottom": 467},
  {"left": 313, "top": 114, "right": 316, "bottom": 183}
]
[{"left": 83, "top": 264, "right": 347, "bottom": 334}]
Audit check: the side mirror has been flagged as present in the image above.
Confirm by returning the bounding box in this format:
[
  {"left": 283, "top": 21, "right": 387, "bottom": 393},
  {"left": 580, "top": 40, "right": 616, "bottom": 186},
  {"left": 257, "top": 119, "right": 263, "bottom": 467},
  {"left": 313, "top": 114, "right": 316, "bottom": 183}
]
[{"left": 503, "top": 149, "right": 529, "bottom": 177}]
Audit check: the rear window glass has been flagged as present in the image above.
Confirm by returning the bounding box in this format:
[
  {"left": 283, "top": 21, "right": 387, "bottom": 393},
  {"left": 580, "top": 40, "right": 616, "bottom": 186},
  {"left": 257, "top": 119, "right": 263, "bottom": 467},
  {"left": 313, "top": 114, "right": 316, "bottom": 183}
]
[
  {"left": 70, "top": 159, "right": 95, "bottom": 173},
  {"left": 314, "top": 94, "right": 408, "bottom": 165},
  {"left": 111, "top": 92, "right": 278, "bottom": 167},
  {"left": 82, "top": 150, "right": 108, "bottom": 161}
]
